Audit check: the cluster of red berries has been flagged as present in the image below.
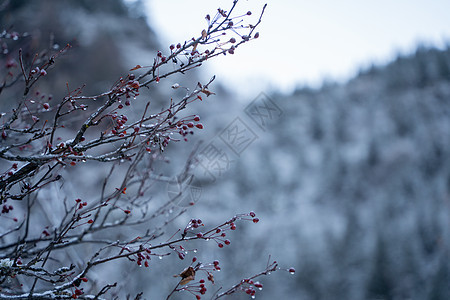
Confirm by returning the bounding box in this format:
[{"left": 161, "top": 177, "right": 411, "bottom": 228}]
[
  {"left": 117, "top": 74, "right": 140, "bottom": 102},
  {"left": 169, "top": 43, "right": 182, "bottom": 52},
  {"left": 75, "top": 198, "right": 88, "bottom": 210},
  {"left": 196, "top": 279, "right": 207, "bottom": 298},
  {"left": 190, "top": 218, "right": 203, "bottom": 228},
  {"left": 212, "top": 260, "right": 220, "bottom": 271},
  {"left": 169, "top": 244, "right": 188, "bottom": 260},
  {"left": 2, "top": 204, "right": 13, "bottom": 214},
  {"left": 176, "top": 115, "right": 203, "bottom": 141},
  {"left": 238, "top": 278, "right": 264, "bottom": 297},
  {"left": 136, "top": 249, "right": 151, "bottom": 268},
  {"left": 157, "top": 50, "right": 167, "bottom": 63},
  {"left": 180, "top": 259, "right": 221, "bottom": 299},
  {"left": 191, "top": 213, "right": 260, "bottom": 248},
  {"left": 249, "top": 211, "right": 259, "bottom": 223},
  {"left": 71, "top": 277, "right": 88, "bottom": 299},
  {"left": 183, "top": 218, "right": 204, "bottom": 237},
  {"left": 110, "top": 114, "right": 129, "bottom": 136}
]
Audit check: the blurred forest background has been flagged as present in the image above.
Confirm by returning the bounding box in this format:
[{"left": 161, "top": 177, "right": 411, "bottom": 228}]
[{"left": 1, "top": 0, "right": 449, "bottom": 299}]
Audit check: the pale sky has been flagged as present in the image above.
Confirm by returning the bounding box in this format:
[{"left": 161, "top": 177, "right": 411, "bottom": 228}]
[{"left": 143, "top": 0, "right": 450, "bottom": 96}]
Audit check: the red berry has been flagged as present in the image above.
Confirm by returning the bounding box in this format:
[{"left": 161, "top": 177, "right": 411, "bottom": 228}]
[
  {"left": 129, "top": 80, "right": 140, "bottom": 89},
  {"left": 193, "top": 115, "right": 200, "bottom": 121},
  {"left": 197, "top": 233, "right": 203, "bottom": 238},
  {"left": 187, "top": 122, "right": 194, "bottom": 128},
  {"left": 218, "top": 243, "right": 224, "bottom": 248},
  {"left": 195, "top": 123, "right": 203, "bottom": 129},
  {"left": 43, "top": 103, "right": 50, "bottom": 110},
  {"left": 230, "top": 37, "right": 236, "bottom": 43},
  {"left": 252, "top": 218, "right": 259, "bottom": 223},
  {"left": 176, "top": 43, "right": 181, "bottom": 49},
  {"left": 169, "top": 44, "right": 175, "bottom": 50},
  {"left": 254, "top": 32, "right": 260, "bottom": 39},
  {"left": 81, "top": 277, "right": 88, "bottom": 282},
  {"left": 224, "top": 239, "right": 230, "bottom": 245},
  {"left": 289, "top": 267, "right": 296, "bottom": 274},
  {"left": 249, "top": 211, "right": 256, "bottom": 218}
]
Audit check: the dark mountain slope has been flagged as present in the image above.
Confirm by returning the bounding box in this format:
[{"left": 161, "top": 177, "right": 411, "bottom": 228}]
[{"left": 192, "top": 46, "right": 450, "bottom": 299}]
